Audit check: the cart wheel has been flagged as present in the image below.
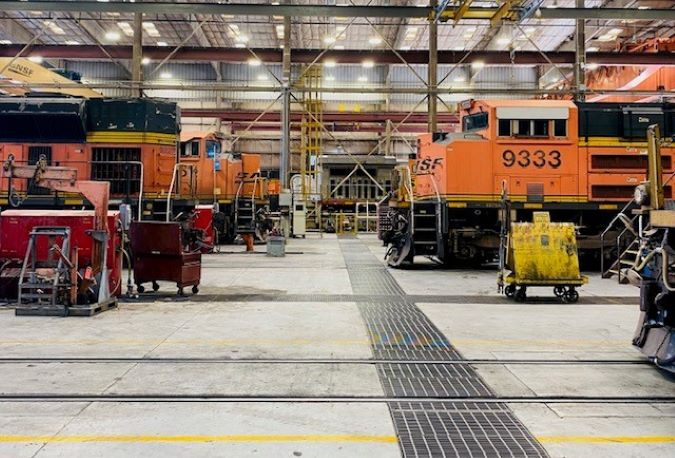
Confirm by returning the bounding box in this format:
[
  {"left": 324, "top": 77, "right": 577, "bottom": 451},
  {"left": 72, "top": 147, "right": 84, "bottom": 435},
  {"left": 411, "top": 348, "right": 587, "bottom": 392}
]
[
  {"left": 191, "top": 285, "right": 199, "bottom": 294},
  {"left": 177, "top": 287, "right": 185, "bottom": 296},
  {"left": 152, "top": 281, "right": 160, "bottom": 292},
  {"left": 563, "top": 288, "right": 579, "bottom": 303},
  {"left": 554, "top": 286, "right": 566, "bottom": 297},
  {"left": 137, "top": 284, "right": 145, "bottom": 294},
  {"left": 514, "top": 287, "right": 527, "bottom": 303},
  {"left": 504, "top": 285, "right": 516, "bottom": 299}
]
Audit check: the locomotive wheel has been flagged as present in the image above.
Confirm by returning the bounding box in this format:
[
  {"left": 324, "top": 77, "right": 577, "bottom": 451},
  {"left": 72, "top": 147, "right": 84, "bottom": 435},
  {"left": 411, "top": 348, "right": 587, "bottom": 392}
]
[
  {"left": 137, "top": 284, "right": 145, "bottom": 294},
  {"left": 504, "top": 285, "right": 516, "bottom": 299},
  {"left": 514, "top": 287, "right": 527, "bottom": 303},
  {"left": 562, "top": 288, "right": 579, "bottom": 303},
  {"left": 554, "top": 286, "right": 567, "bottom": 297}
]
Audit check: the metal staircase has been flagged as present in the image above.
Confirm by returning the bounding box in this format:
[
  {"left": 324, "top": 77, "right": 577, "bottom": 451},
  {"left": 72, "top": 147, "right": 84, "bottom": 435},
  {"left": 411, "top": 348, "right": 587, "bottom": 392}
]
[
  {"left": 601, "top": 200, "right": 642, "bottom": 283},
  {"left": 234, "top": 179, "right": 255, "bottom": 234}
]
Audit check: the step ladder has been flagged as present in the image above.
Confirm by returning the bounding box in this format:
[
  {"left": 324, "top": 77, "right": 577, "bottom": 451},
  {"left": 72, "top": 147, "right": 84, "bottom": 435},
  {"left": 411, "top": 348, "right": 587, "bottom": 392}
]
[
  {"left": 601, "top": 200, "right": 641, "bottom": 283},
  {"left": 18, "top": 227, "right": 74, "bottom": 310}
]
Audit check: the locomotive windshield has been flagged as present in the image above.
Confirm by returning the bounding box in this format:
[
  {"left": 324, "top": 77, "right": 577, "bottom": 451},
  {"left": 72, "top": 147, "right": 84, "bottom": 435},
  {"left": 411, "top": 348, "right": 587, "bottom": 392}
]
[
  {"left": 206, "top": 139, "right": 221, "bottom": 159},
  {"left": 462, "top": 112, "right": 488, "bottom": 132}
]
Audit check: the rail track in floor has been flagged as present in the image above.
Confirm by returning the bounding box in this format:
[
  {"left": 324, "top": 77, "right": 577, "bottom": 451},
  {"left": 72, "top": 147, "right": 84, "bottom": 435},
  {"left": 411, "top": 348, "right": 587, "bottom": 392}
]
[{"left": 0, "top": 357, "right": 656, "bottom": 365}]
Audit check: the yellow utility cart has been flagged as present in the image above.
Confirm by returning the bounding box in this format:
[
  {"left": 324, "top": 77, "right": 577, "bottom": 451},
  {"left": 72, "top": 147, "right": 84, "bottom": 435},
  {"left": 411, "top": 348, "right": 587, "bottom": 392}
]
[{"left": 498, "top": 211, "right": 588, "bottom": 303}]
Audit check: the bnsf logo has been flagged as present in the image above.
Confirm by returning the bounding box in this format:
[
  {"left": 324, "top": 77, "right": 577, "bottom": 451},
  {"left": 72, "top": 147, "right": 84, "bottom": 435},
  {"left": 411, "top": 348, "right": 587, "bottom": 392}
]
[{"left": 416, "top": 157, "right": 443, "bottom": 172}]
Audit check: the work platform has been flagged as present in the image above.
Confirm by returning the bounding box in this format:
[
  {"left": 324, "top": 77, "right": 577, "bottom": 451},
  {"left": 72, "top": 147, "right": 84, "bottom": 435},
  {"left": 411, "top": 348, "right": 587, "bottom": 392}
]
[{"left": 0, "top": 234, "right": 672, "bottom": 457}]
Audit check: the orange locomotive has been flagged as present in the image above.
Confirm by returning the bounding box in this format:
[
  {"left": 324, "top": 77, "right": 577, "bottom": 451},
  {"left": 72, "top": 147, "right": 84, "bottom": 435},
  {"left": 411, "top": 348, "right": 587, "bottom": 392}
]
[
  {"left": 0, "top": 97, "right": 268, "bottom": 243},
  {"left": 379, "top": 99, "right": 675, "bottom": 267}
]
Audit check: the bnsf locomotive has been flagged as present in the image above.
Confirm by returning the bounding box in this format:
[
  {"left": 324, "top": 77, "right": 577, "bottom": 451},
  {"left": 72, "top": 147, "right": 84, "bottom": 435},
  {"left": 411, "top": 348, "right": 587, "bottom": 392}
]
[
  {"left": 379, "top": 99, "right": 675, "bottom": 266},
  {"left": 0, "top": 97, "right": 267, "bottom": 242}
]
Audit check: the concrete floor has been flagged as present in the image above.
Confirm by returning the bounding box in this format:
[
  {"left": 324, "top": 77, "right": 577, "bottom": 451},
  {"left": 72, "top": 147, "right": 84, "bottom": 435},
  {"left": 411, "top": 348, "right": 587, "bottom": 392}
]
[{"left": 0, "top": 233, "right": 673, "bottom": 457}]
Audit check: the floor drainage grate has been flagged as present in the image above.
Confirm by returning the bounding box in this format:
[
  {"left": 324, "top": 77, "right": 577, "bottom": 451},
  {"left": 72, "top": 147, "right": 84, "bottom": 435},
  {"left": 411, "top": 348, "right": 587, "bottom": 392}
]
[
  {"left": 390, "top": 402, "right": 549, "bottom": 458},
  {"left": 338, "top": 237, "right": 549, "bottom": 458}
]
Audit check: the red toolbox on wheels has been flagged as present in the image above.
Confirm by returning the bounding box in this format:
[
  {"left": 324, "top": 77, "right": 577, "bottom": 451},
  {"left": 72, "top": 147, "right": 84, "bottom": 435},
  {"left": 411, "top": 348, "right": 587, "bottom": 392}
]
[{"left": 129, "top": 221, "right": 201, "bottom": 295}]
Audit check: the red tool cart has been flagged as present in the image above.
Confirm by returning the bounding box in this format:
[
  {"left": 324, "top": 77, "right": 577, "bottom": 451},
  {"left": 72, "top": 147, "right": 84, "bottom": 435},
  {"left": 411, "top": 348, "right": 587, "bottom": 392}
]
[{"left": 129, "top": 221, "right": 201, "bottom": 295}]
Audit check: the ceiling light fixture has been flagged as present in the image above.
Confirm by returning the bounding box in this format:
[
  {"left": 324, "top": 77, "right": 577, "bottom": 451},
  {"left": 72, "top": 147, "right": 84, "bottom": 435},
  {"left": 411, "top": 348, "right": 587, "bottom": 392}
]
[
  {"left": 159, "top": 72, "right": 172, "bottom": 79},
  {"left": 323, "top": 59, "right": 337, "bottom": 68},
  {"left": 105, "top": 31, "right": 121, "bottom": 42},
  {"left": 323, "top": 36, "right": 336, "bottom": 45},
  {"left": 28, "top": 56, "right": 43, "bottom": 63},
  {"left": 471, "top": 60, "right": 485, "bottom": 70},
  {"left": 368, "top": 37, "right": 383, "bottom": 45},
  {"left": 141, "top": 57, "right": 151, "bottom": 65},
  {"left": 235, "top": 43, "right": 246, "bottom": 48},
  {"left": 248, "top": 58, "right": 262, "bottom": 66},
  {"left": 142, "top": 22, "right": 161, "bottom": 38},
  {"left": 117, "top": 22, "right": 134, "bottom": 36},
  {"left": 358, "top": 76, "right": 368, "bottom": 82},
  {"left": 65, "top": 40, "right": 79, "bottom": 45},
  {"left": 325, "top": 75, "right": 335, "bottom": 82},
  {"left": 362, "top": 60, "right": 374, "bottom": 68},
  {"left": 157, "top": 41, "right": 168, "bottom": 47},
  {"left": 0, "top": 39, "right": 12, "bottom": 45}
]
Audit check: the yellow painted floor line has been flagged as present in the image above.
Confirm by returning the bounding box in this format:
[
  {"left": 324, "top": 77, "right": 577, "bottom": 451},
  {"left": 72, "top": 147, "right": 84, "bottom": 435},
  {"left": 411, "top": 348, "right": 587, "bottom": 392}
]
[
  {"left": 537, "top": 435, "right": 675, "bottom": 444},
  {"left": 0, "top": 434, "right": 398, "bottom": 444}
]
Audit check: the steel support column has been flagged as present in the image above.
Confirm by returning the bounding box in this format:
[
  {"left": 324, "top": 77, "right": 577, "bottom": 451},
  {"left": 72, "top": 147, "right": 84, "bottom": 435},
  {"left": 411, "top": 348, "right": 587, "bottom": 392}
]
[
  {"left": 280, "top": 15, "right": 292, "bottom": 189},
  {"left": 131, "top": 12, "right": 143, "bottom": 97},
  {"left": 428, "top": 1, "right": 438, "bottom": 133},
  {"left": 574, "top": 0, "right": 586, "bottom": 101}
]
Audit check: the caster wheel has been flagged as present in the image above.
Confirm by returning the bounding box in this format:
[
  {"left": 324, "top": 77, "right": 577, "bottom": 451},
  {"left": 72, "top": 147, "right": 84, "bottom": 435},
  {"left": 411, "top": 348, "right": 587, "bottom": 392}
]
[
  {"left": 177, "top": 288, "right": 185, "bottom": 296},
  {"left": 137, "top": 284, "right": 145, "bottom": 294},
  {"left": 191, "top": 285, "right": 199, "bottom": 294},
  {"left": 152, "top": 281, "right": 160, "bottom": 292},
  {"left": 514, "top": 287, "right": 527, "bottom": 303},
  {"left": 554, "top": 286, "right": 566, "bottom": 297},
  {"left": 504, "top": 285, "right": 516, "bottom": 299},
  {"left": 563, "top": 288, "right": 579, "bottom": 303}
]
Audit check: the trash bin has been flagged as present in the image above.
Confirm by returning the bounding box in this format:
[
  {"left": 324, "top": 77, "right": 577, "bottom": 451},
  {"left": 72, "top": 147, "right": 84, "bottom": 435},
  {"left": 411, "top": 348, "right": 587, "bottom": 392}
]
[{"left": 266, "top": 236, "right": 286, "bottom": 257}]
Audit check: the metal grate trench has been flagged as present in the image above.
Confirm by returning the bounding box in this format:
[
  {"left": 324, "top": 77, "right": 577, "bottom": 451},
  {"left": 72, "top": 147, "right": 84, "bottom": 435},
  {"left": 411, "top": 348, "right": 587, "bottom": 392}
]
[{"left": 338, "top": 237, "right": 548, "bottom": 458}]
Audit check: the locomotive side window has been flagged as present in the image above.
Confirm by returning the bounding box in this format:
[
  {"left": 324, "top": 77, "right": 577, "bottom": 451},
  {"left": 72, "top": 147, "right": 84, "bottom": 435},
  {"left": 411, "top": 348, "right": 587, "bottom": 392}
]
[
  {"left": 462, "top": 112, "right": 488, "bottom": 131},
  {"left": 533, "top": 119, "right": 548, "bottom": 136},
  {"left": 495, "top": 106, "right": 569, "bottom": 139},
  {"left": 498, "top": 119, "right": 566, "bottom": 138},
  {"left": 180, "top": 140, "right": 200, "bottom": 157},
  {"left": 498, "top": 119, "right": 511, "bottom": 136}
]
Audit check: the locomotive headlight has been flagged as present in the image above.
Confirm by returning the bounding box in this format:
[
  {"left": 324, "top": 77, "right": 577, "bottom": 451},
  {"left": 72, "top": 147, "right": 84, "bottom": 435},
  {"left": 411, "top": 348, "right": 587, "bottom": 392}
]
[{"left": 634, "top": 184, "right": 649, "bottom": 205}]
